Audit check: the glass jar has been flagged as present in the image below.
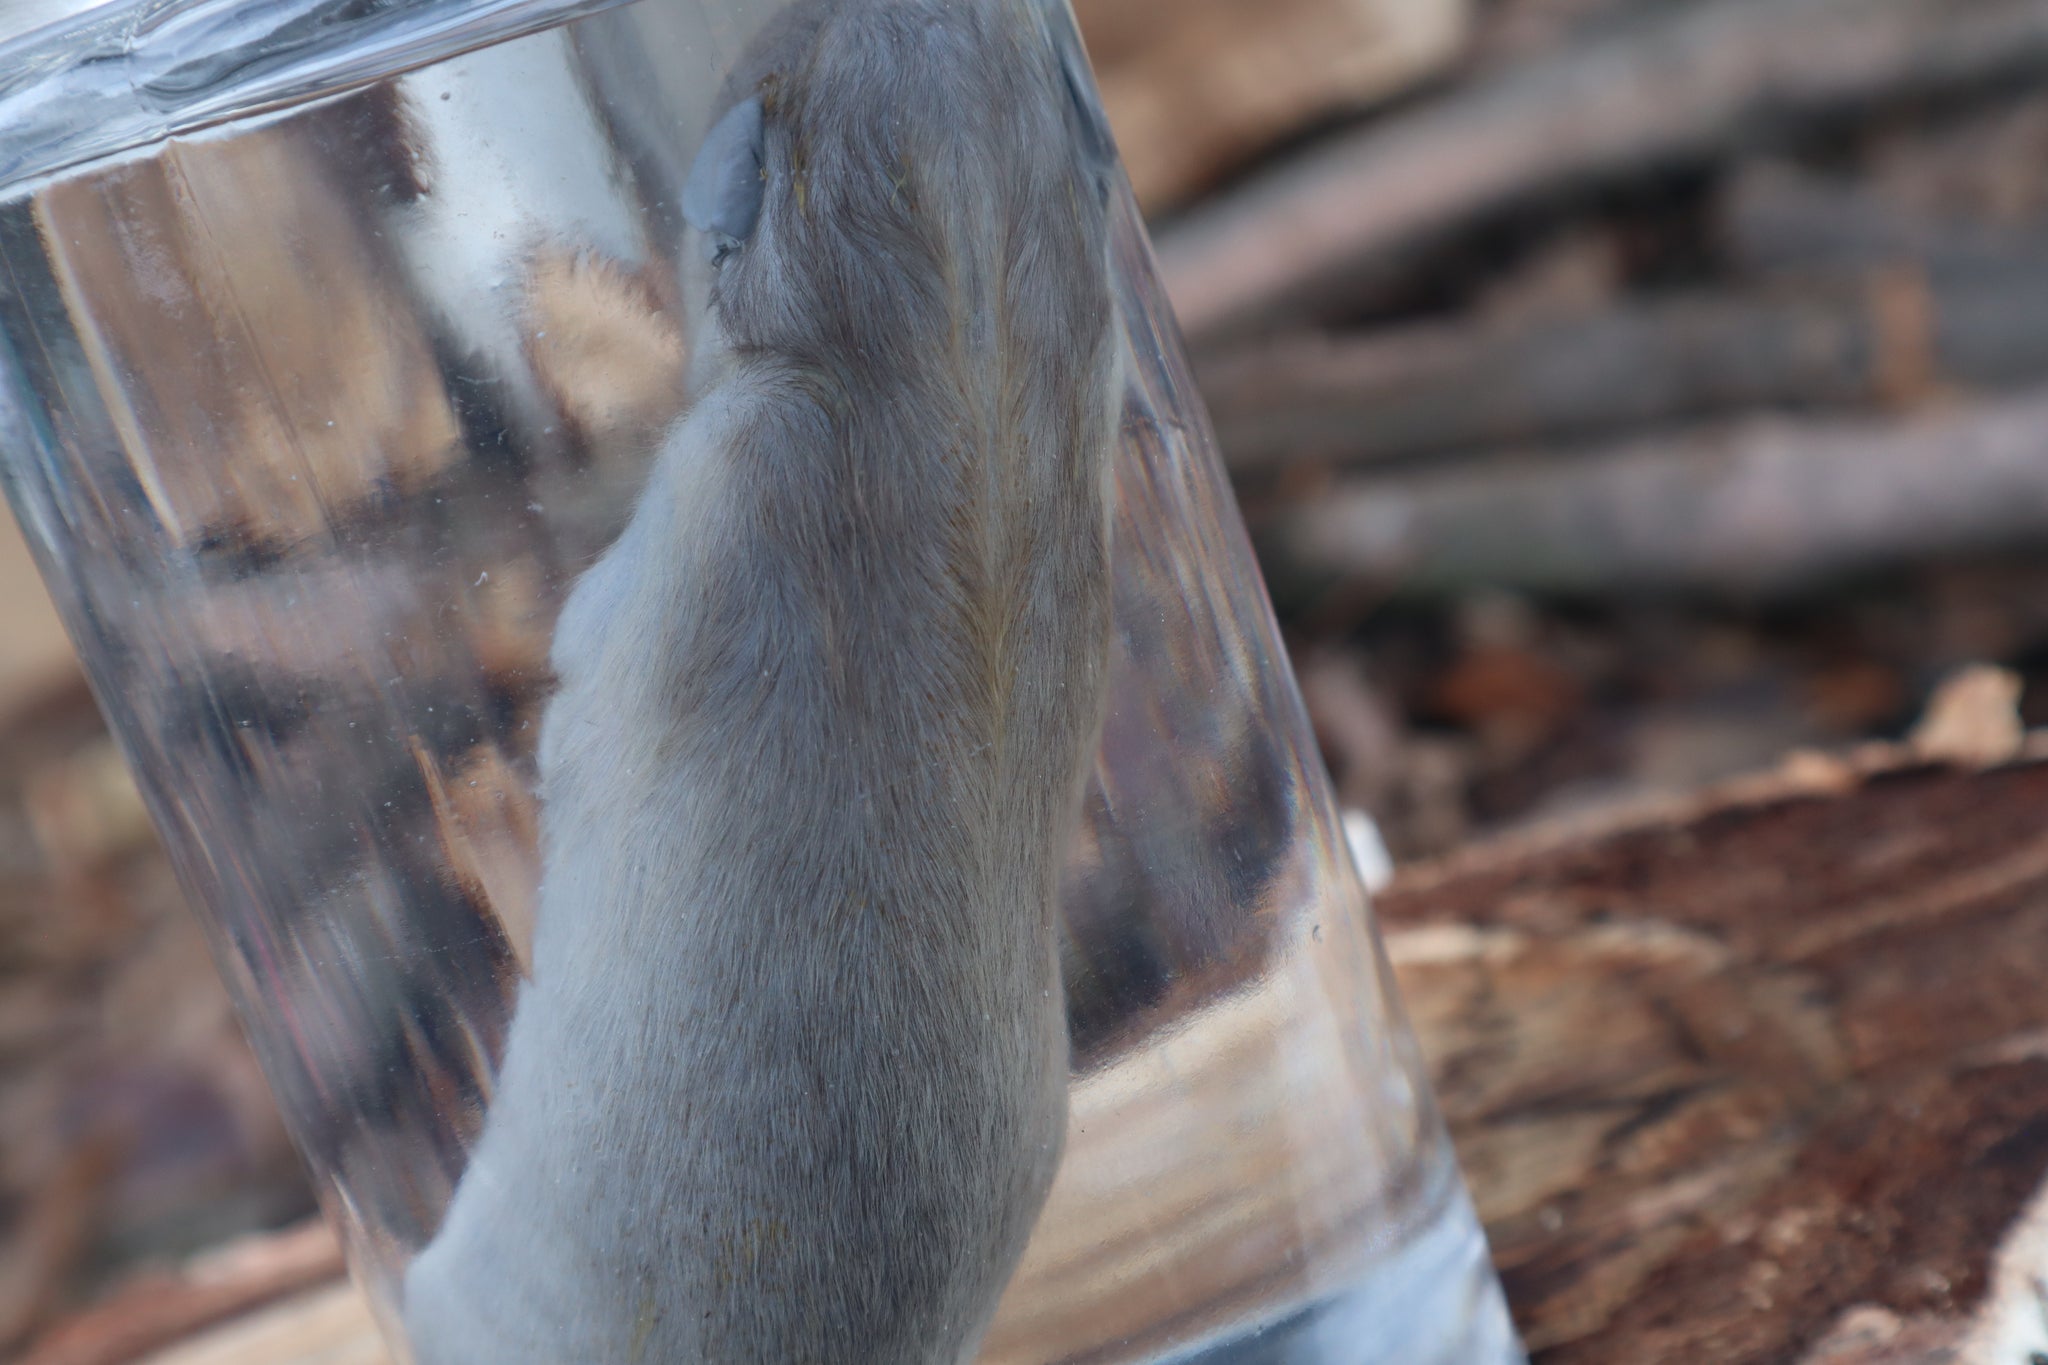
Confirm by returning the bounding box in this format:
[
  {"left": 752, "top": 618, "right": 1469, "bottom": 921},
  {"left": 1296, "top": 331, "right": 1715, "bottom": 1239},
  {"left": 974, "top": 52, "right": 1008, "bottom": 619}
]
[{"left": 0, "top": 2, "right": 1523, "bottom": 1360}]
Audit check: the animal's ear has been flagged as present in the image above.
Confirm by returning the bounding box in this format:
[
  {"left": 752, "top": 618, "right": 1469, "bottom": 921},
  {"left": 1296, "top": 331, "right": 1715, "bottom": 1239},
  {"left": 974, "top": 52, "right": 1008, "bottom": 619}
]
[{"left": 684, "top": 97, "right": 766, "bottom": 263}]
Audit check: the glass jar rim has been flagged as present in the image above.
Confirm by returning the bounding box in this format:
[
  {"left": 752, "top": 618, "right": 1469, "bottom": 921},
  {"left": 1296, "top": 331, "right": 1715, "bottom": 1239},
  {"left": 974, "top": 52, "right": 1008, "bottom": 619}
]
[{"left": 0, "top": 0, "right": 634, "bottom": 190}]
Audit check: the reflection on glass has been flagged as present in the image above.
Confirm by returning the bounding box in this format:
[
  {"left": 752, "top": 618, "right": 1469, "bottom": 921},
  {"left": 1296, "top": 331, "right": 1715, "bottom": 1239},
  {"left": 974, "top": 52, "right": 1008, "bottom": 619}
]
[{"left": 0, "top": 1, "right": 1522, "bottom": 1361}]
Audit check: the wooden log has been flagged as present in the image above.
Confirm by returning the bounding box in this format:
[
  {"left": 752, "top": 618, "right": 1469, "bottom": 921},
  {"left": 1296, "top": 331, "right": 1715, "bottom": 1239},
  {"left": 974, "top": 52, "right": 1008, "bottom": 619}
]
[
  {"left": 1464, "top": 0, "right": 1649, "bottom": 73},
  {"left": 1201, "top": 259, "right": 2048, "bottom": 474},
  {"left": 1154, "top": 0, "right": 2048, "bottom": 342},
  {"left": 45, "top": 733, "right": 2048, "bottom": 1364},
  {"left": 139, "top": 1282, "right": 385, "bottom": 1365},
  {"left": 1274, "top": 388, "right": 2048, "bottom": 598},
  {"left": 1720, "top": 163, "right": 2048, "bottom": 282},
  {"left": 1378, "top": 735, "right": 2048, "bottom": 1361},
  {"left": 1073, "top": 0, "right": 1470, "bottom": 211},
  {"left": 35, "top": 109, "right": 462, "bottom": 557},
  {"left": 0, "top": 511, "right": 81, "bottom": 725},
  {"left": 0, "top": 683, "right": 312, "bottom": 1359},
  {"left": 21, "top": 1225, "right": 343, "bottom": 1365}
]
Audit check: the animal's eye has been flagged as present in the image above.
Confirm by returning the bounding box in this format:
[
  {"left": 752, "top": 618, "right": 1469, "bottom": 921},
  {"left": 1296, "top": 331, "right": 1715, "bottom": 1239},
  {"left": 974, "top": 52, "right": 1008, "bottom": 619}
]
[{"left": 684, "top": 97, "right": 767, "bottom": 262}]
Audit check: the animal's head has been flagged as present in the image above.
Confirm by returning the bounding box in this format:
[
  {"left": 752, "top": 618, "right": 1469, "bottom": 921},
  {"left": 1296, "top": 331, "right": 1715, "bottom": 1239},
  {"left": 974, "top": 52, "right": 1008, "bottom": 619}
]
[{"left": 679, "top": 0, "right": 1116, "bottom": 367}]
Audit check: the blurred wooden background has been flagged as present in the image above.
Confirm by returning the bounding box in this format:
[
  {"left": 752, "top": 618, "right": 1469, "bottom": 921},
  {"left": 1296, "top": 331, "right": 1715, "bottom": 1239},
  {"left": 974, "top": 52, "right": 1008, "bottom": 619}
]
[{"left": 13, "top": 0, "right": 2048, "bottom": 1360}]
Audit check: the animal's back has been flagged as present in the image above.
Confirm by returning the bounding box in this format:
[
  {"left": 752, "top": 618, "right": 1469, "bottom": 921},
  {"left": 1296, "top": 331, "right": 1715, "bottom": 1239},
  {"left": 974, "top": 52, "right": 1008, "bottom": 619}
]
[{"left": 403, "top": 0, "right": 1120, "bottom": 1359}]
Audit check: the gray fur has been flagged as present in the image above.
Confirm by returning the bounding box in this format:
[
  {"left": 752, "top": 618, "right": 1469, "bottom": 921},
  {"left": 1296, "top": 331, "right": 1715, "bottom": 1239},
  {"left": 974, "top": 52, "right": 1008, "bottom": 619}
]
[{"left": 402, "top": 0, "right": 1121, "bottom": 1359}]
